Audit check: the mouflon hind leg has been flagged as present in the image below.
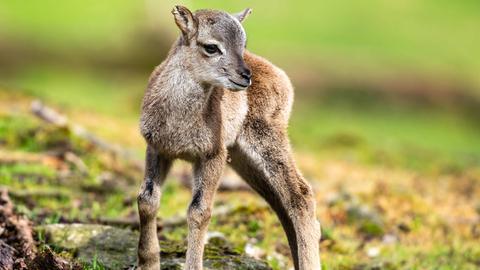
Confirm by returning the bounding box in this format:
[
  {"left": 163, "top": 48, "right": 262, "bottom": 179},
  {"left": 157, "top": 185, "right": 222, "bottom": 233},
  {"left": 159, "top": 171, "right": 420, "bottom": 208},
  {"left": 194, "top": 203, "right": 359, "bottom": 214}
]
[
  {"left": 229, "top": 119, "right": 321, "bottom": 270},
  {"left": 185, "top": 151, "right": 227, "bottom": 270},
  {"left": 137, "top": 146, "right": 172, "bottom": 270}
]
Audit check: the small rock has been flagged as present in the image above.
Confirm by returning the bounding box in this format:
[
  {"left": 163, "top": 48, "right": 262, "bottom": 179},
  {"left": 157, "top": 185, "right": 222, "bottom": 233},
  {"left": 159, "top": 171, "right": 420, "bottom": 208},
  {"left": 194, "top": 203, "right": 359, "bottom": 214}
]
[
  {"left": 245, "top": 239, "right": 265, "bottom": 259},
  {"left": 37, "top": 223, "right": 272, "bottom": 270},
  {"left": 366, "top": 246, "right": 381, "bottom": 258}
]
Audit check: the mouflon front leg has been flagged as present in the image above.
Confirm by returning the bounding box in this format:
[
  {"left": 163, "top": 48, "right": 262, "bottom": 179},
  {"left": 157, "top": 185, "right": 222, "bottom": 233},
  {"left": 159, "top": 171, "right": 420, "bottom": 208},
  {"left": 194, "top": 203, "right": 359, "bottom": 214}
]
[
  {"left": 137, "top": 146, "right": 172, "bottom": 270},
  {"left": 229, "top": 120, "right": 321, "bottom": 270},
  {"left": 185, "top": 151, "right": 227, "bottom": 270}
]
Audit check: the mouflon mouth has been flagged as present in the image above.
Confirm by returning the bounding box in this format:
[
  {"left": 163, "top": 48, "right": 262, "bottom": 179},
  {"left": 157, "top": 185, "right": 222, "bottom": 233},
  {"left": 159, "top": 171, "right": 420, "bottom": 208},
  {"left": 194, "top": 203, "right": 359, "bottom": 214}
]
[{"left": 228, "top": 78, "right": 251, "bottom": 88}]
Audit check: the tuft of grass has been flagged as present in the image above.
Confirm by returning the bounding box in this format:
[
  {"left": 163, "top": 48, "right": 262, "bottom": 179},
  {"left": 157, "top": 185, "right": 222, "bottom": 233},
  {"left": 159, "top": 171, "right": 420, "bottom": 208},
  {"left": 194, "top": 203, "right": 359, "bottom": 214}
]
[{"left": 84, "top": 252, "right": 108, "bottom": 270}]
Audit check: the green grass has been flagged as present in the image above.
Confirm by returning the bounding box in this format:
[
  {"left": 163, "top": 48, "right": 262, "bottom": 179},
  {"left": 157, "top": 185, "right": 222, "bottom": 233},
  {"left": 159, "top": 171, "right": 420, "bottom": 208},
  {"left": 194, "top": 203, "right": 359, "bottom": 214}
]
[
  {"left": 377, "top": 242, "right": 480, "bottom": 270},
  {"left": 289, "top": 100, "right": 480, "bottom": 171},
  {"left": 84, "top": 253, "right": 108, "bottom": 270}
]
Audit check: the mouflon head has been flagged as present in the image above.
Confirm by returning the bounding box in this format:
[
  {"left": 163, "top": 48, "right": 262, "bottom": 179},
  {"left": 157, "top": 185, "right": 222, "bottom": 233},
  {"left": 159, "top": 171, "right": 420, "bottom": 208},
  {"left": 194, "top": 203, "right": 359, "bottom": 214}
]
[{"left": 172, "top": 6, "right": 252, "bottom": 91}]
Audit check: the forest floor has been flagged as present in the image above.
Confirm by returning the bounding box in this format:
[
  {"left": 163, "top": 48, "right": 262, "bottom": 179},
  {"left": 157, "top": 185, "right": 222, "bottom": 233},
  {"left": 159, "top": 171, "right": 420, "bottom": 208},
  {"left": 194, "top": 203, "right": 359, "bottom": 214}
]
[{"left": 0, "top": 90, "right": 479, "bottom": 269}]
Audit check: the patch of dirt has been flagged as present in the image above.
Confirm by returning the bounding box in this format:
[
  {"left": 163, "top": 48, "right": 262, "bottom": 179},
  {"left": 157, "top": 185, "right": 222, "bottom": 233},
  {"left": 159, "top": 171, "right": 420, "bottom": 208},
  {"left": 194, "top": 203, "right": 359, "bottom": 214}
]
[{"left": 0, "top": 188, "right": 81, "bottom": 270}]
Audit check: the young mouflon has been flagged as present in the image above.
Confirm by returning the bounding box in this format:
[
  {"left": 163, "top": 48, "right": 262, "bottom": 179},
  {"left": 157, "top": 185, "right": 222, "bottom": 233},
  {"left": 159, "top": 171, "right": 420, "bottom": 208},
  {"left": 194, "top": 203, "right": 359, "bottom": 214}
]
[{"left": 137, "top": 6, "right": 321, "bottom": 270}]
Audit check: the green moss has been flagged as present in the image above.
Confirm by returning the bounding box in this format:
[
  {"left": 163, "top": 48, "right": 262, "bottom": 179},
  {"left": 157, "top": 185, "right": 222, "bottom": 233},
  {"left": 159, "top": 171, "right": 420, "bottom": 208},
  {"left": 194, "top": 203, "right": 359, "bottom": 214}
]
[{"left": 38, "top": 224, "right": 272, "bottom": 269}]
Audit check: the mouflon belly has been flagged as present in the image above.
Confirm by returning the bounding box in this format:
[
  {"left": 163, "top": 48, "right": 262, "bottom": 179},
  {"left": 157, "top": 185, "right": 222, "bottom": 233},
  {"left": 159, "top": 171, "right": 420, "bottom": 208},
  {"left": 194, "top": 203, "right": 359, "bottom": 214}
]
[{"left": 141, "top": 114, "right": 220, "bottom": 159}]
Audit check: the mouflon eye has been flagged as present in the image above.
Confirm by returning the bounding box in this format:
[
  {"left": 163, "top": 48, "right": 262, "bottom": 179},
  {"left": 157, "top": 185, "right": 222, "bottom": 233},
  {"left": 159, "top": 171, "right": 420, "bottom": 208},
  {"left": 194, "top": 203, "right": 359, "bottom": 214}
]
[{"left": 203, "top": 44, "right": 220, "bottom": 54}]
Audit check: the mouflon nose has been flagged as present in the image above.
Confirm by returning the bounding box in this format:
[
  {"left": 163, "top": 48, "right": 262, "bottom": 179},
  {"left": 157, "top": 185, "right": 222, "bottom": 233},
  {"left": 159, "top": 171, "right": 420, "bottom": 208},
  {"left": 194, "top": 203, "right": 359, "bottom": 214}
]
[{"left": 239, "top": 68, "right": 252, "bottom": 80}]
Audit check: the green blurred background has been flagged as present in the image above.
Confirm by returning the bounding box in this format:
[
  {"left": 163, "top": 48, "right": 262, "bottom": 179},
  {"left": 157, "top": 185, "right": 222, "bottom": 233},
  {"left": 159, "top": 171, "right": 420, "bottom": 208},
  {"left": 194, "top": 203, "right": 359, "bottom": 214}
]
[
  {"left": 1, "top": 1, "right": 480, "bottom": 269},
  {"left": 1, "top": 0, "right": 479, "bottom": 166}
]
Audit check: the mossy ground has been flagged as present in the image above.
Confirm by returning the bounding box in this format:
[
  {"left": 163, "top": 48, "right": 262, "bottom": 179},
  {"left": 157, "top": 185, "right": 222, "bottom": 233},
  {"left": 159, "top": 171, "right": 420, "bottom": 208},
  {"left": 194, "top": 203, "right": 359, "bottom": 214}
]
[{"left": 1, "top": 91, "right": 479, "bottom": 269}]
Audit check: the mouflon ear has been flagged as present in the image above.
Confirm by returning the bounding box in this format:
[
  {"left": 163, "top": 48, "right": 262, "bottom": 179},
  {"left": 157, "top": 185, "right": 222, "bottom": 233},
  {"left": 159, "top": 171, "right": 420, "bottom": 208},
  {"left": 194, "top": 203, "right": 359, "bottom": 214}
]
[
  {"left": 172, "top": 5, "right": 198, "bottom": 43},
  {"left": 233, "top": 8, "right": 252, "bottom": 23}
]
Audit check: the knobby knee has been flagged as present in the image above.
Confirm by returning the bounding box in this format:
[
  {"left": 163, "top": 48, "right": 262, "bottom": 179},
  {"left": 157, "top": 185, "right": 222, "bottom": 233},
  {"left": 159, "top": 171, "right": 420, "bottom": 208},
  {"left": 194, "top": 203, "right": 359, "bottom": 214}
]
[
  {"left": 290, "top": 180, "right": 316, "bottom": 216},
  {"left": 187, "top": 204, "right": 212, "bottom": 229},
  {"left": 137, "top": 189, "right": 160, "bottom": 218}
]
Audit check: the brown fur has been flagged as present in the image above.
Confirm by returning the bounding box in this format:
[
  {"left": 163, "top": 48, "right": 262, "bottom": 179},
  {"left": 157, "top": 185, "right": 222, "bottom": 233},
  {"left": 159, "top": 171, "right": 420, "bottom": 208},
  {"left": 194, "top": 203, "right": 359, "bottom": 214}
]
[{"left": 137, "top": 6, "right": 321, "bottom": 270}]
